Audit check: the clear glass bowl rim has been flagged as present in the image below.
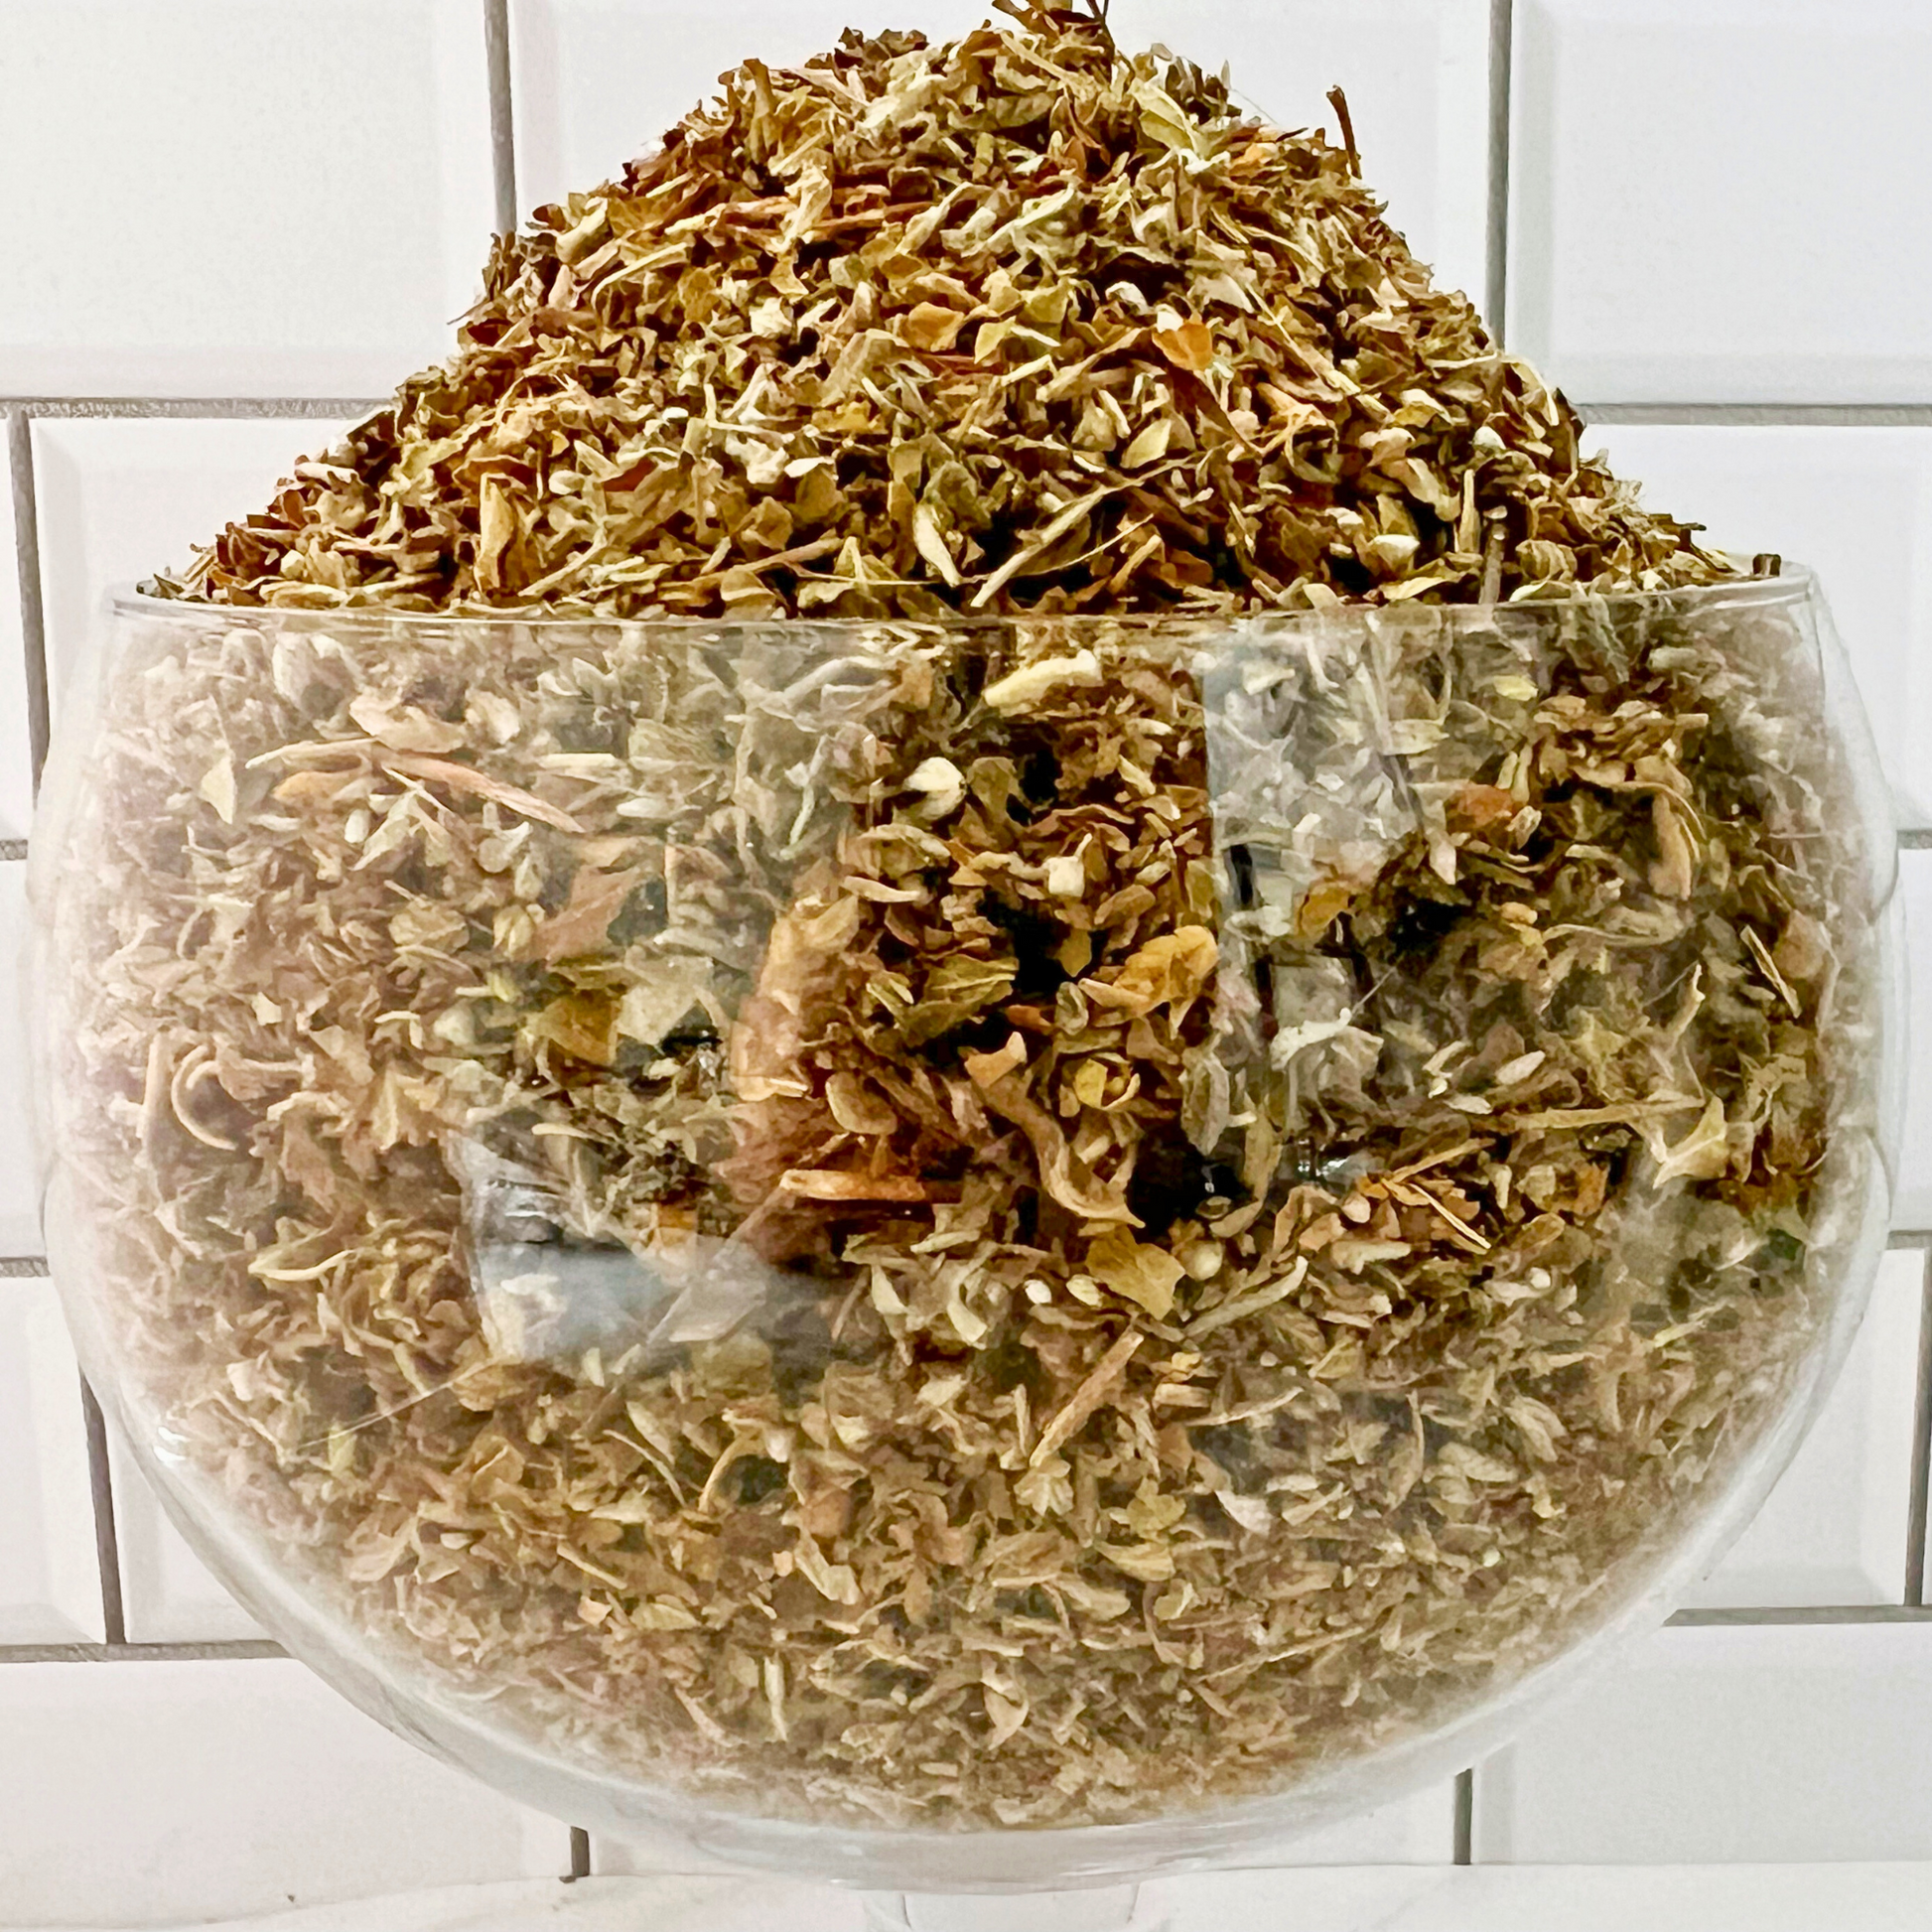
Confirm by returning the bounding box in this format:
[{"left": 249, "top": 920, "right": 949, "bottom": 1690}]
[{"left": 109, "top": 558, "right": 1817, "bottom": 634}]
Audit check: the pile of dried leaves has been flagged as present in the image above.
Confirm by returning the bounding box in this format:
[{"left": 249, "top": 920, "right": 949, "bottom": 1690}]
[
  {"left": 163, "top": 4, "right": 1723, "bottom": 620},
  {"left": 52, "top": 2, "right": 1875, "bottom": 1838}
]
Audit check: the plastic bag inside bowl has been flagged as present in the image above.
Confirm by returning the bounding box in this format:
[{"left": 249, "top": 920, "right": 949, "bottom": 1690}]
[
  {"left": 435, "top": 599, "right": 1568, "bottom": 1371},
  {"left": 28, "top": 573, "right": 1895, "bottom": 1882}
]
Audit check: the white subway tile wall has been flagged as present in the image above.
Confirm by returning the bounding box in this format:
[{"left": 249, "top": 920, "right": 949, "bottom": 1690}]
[
  {"left": 105, "top": 1419, "right": 269, "bottom": 1646},
  {"left": 29, "top": 416, "right": 357, "bottom": 722},
  {"left": 1683, "top": 1247, "right": 1925, "bottom": 1610},
  {"left": 0, "top": 2, "right": 496, "bottom": 400},
  {"left": 1173, "top": 1784, "right": 1460, "bottom": 1866},
  {"left": 0, "top": 1279, "right": 102, "bottom": 1644},
  {"left": 1581, "top": 425, "right": 1932, "bottom": 829},
  {"left": 1473, "top": 1623, "right": 1932, "bottom": 1863},
  {"left": 1507, "top": 0, "right": 1932, "bottom": 405},
  {"left": 510, "top": 0, "right": 1492, "bottom": 305},
  {"left": 1896, "top": 852, "right": 1932, "bottom": 1228},
  {"left": 0, "top": 469, "right": 31, "bottom": 840},
  {"left": 0, "top": 864, "right": 43, "bottom": 1257},
  {"left": 0, "top": 1660, "right": 573, "bottom": 1925},
  {"left": 2, "top": 0, "right": 1930, "bottom": 1923}
]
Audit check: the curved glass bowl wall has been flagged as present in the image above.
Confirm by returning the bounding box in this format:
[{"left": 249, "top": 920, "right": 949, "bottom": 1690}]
[{"left": 28, "top": 574, "right": 1899, "bottom": 1889}]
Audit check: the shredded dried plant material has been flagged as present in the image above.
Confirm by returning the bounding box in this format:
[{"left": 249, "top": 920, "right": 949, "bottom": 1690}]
[
  {"left": 45, "top": 1, "right": 1886, "bottom": 1842},
  {"left": 45, "top": 578, "right": 1881, "bottom": 1832},
  {"left": 158, "top": 6, "right": 1726, "bottom": 620}
]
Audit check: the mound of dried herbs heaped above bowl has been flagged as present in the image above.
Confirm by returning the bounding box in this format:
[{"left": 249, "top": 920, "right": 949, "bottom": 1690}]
[
  {"left": 47, "top": 2, "right": 1886, "bottom": 1842},
  {"left": 159, "top": 3, "right": 1722, "bottom": 620}
]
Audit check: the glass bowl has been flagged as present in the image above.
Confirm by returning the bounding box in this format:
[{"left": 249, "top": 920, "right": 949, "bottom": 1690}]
[{"left": 27, "top": 572, "right": 1898, "bottom": 1891}]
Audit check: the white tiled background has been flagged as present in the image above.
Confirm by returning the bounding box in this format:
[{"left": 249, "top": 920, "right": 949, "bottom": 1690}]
[{"left": 3, "top": 2, "right": 1930, "bottom": 1927}]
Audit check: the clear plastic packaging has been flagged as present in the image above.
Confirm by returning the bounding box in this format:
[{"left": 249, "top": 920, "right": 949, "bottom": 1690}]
[{"left": 29, "top": 572, "right": 1897, "bottom": 1889}]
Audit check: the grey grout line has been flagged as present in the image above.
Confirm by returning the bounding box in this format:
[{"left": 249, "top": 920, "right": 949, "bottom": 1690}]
[
  {"left": 14, "top": 1231, "right": 1932, "bottom": 1270},
  {"left": 9, "top": 398, "right": 1931, "bottom": 428},
  {"left": 1579, "top": 403, "right": 1932, "bottom": 428},
  {"left": 1483, "top": 0, "right": 1512, "bottom": 345},
  {"left": 567, "top": 1829, "right": 593, "bottom": 1881},
  {"left": 77, "top": 1379, "right": 126, "bottom": 1647},
  {"left": 1452, "top": 1770, "right": 1473, "bottom": 1864},
  {"left": 1668, "top": 1604, "right": 1932, "bottom": 1626},
  {"left": 1907, "top": 1248, "right": 1932, "bottom": 1606},
  {"left": 0, "top": 398, "right": 383, "bottom": 420},
  {"left": 6, "top": 1612, "right": 1927, "bottom": 1658},
  {"left": 1900, "top": 829, "right": 1932, "bottom": 850},
  {"left": 483, "top": 0, "right": 519, "bottom": 236},
  {"left": 0, "top": 1256, "right": 52, "bottom": 1277},
  {"left": 6, "top": 411, "right": 49, "bottom": 787},
  {"left": 8, "top": 396, "right": 1930, "bottom": 428},
  {"left": 0, "top": 1640, "right": 284, "bottom": 1665}
]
